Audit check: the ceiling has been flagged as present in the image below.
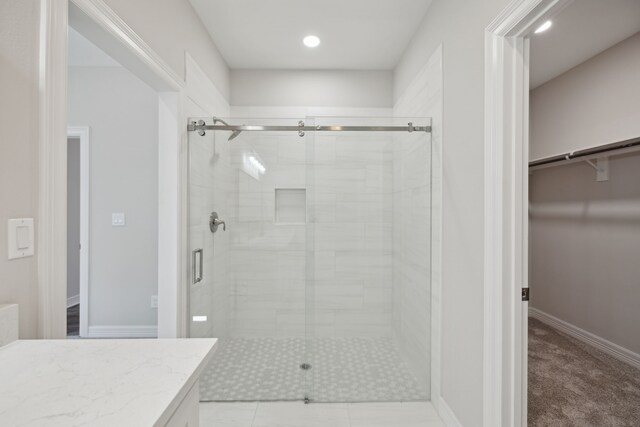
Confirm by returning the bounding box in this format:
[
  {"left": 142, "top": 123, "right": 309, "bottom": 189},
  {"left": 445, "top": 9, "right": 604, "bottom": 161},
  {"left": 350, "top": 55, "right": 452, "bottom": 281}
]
[
  {"left": 530, "top": 0, "right": 640, "bottom": 89},
  {"left": 189, "top": 0, "right": 432, "bottom": 70}
]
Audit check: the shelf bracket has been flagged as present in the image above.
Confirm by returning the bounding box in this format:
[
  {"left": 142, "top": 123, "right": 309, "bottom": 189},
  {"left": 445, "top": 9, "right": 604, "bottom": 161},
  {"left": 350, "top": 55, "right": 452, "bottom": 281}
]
[{"left": 584, "top": 157, "right": 609, "bottom": 182}]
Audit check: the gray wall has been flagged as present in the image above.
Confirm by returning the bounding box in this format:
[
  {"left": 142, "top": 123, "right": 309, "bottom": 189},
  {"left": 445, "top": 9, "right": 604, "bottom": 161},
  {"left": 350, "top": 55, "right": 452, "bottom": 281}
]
[
  {"left": 0, "top": 0, "right": 40, "bottom": 338},
  {"left": 67, "top": 139, "right": 81, "bottom": 302},
  {"left": 68, "top": 66, "right": 159, "bottom": 330},
  {"left": 530, "top": 31, "right": 640, "bottom": 160},
  {"left": 231, "top": 70, "right": 393, "bottom": 107},
  {"left": 530, "top": 154, "right": 640, "bottom": 355},
  {"left": 393, "top": 0, "right": 511, "bottom": 423}
]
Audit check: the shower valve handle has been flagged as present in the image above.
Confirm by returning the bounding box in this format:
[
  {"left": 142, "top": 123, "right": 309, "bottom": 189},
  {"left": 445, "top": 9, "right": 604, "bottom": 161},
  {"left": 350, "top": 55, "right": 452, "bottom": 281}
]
[
  {"left": 210, "top": 212, "right": 226, "bottom": 233},
  {"left": 214, "top": 218, "right": 226, "bottom": 231}
]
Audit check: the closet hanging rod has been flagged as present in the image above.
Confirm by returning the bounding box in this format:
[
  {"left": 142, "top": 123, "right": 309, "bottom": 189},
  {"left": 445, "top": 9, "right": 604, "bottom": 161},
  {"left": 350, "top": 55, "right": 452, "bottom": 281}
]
[{"left": 529, "top": 137, "right": 640, "bottom": 168}]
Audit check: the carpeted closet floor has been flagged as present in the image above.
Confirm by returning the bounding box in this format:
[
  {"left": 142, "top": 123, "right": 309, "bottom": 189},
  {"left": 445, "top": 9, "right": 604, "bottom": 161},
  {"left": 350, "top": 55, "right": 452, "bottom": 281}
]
[{"left": 528, "top": 318, "right": 640, "bottom": 426}]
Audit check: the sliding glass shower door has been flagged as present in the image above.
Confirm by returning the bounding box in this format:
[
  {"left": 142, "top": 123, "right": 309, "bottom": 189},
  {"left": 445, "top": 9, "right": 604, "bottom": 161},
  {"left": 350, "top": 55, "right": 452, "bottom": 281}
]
[
  {"left": 305, "top": 117, "right": 432, "bottom": 402},
  {"left": 187, "top": 116, "right": 432, "bottom": 403},
  {"left": 189, "top": 117, "right": 310, "bottom": 401}
]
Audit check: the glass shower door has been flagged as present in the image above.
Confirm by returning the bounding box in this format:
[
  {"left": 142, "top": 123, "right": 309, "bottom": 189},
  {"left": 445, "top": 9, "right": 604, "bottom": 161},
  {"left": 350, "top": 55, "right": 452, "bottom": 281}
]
[
  {"left": 188, "top": 115, "right": 432, "bottom": 404},
  {"left": 188, "top": 117, "right": 311, "bottom": 402},
  {"left": 305, "top": 116, "right": 432, "bottom": 403},
  {"left": 188, "top": 117, "right": 228, "bottom": 342}
]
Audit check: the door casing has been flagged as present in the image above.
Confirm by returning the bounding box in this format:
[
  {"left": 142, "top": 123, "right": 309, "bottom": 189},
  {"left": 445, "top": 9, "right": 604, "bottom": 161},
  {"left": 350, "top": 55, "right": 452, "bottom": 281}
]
[{"left": 484, "top": 0, "right": 573, "bottom": 425}]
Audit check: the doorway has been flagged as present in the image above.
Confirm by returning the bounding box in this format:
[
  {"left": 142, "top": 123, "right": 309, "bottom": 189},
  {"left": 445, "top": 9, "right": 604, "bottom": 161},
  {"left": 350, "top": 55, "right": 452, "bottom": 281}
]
[
  {"left": 66, "top": 136, "right": 80, "bottom": 337},
  {"left": 527, "top": 1, "right": 640, "bottom": 424},
  {"left": 66, "top": 127, "right": 89, "bottom": 338},
  {"left": 38, "top": 0, "right": 183, "bottom": 339},
  {"left": 486, "top": 0, "right": 640, "bottom": 425}
]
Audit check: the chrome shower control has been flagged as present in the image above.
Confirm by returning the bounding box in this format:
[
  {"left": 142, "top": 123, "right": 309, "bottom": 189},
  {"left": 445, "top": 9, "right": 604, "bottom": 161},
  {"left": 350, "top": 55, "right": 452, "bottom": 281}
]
[{"left": 209, "top": 212, "right": 226, "bottom": 233}]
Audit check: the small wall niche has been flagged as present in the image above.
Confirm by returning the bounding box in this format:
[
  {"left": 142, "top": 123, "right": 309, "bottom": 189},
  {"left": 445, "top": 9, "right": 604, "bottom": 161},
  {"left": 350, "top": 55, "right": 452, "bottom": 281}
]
[{"left": 275, "top": 188, "right": 306, "bottom": 224}]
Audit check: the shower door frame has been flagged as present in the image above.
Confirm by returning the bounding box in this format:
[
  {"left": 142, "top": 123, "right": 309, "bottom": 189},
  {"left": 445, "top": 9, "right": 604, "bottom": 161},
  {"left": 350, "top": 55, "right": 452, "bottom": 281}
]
[{"left": 187, "top": 114, "right": 434, "bottom": 403}]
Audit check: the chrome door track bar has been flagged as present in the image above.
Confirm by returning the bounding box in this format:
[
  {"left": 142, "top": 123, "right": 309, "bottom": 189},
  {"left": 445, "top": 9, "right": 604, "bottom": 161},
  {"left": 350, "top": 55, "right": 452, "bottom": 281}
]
[{"left": 188, "top": 120, "right": 431, "bottom": 136}]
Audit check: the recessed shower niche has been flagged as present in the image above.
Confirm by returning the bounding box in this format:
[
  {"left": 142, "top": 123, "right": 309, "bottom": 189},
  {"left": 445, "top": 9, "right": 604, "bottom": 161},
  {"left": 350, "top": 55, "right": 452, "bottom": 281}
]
[{"left": 275, "top": 188, "right": 306, "bottom": 224}]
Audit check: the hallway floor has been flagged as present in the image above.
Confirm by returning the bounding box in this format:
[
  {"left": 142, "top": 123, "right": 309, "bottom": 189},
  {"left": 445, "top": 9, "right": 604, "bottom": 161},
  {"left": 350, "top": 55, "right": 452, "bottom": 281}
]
[
  {"left": 529, "top": 318, "right": 640, "bottom": 426},
  {"left": 199, "top": 401, "right": 444, "bottom": 427},
  {"left": 67, "top": 304, "right": 79, "bottom": 337}
]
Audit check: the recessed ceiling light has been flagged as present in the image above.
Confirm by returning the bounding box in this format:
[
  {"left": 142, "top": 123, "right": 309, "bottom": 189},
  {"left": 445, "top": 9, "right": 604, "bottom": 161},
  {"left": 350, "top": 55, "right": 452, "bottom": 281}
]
[
  {"left": 303, "top": 35, "right": 321, "bottom": 48},
  {"left": 534, "top": 20, "right": 552, "bottom": 34}
]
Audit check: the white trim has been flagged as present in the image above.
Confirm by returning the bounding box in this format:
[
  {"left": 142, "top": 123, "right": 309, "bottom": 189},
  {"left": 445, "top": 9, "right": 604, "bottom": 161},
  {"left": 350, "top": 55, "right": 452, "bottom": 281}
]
[
  {"left": 158, "top": 92, "right": 183, "bottom": 338},
  {"left": 38, "top": 0, "right": 69, "bottom": 339},
  {"left": 529, "top": 308, "right": 640, "bottom": 371},
  {"left": 436, "top": 397, "right": 463, "bottom": 427},
  {"left": 86, "top": 325, "right": 158, "bottom": 338},
  {"left": 69, "top": 0, "right": 184, "bottom": 92},
  {"left": 484, "top": 0, "right": 573, "bottom": 425},
  {"left": 184, "top": 53, "right": 229, "bottom": 114},
  {"left": 67, "top": 126, "right": 90, "bottom": 337},
  {"left": 66, "top": 295, "right": 80, "bottom": 308}
]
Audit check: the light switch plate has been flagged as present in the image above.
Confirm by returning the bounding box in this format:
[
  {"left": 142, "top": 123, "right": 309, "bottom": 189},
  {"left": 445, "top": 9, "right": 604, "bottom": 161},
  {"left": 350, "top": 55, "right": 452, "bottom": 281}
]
[
  {"left": 8, "top": 218, "right": 34, "bottom": 260},
  {"left": 112, "top": 212, "right": 126, "bottom": 226}
]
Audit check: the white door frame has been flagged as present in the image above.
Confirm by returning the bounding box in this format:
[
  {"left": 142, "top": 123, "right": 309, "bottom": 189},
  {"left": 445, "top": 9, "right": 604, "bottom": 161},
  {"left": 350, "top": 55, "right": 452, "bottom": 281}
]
[
  {"left": 67, "top": 126, "right": 90, "bottom": 337},
  {"left": 39, "top": 0, "right": 186, "bottom": 338},
  {"left": 483, "top": 0, "right": 572, "bottom": 425}
]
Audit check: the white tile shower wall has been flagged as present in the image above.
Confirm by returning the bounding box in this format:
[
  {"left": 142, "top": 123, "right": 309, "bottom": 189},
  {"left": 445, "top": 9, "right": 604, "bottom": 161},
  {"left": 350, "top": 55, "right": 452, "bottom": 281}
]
[
  {"left": 311, "top": 132, "right": 394, "bottom": 338},
  {"left": 392, "top": 45, "right": 443, "bottom": 395},
  {"left": 228, "top": 107, "right": 395, "bottom": 338},
  {"left": 228, "top": 129, "right": 307, "bottom": 337}
]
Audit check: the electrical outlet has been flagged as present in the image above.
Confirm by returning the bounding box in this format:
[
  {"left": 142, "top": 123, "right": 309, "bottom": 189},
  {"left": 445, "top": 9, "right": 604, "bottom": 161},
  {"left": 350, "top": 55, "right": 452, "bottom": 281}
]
[
  {"left": 151, "top": 295, "right": 158, "bottom": 309},
  {"left": 112, "top": 213, "right": 126, "bottom": 227}
]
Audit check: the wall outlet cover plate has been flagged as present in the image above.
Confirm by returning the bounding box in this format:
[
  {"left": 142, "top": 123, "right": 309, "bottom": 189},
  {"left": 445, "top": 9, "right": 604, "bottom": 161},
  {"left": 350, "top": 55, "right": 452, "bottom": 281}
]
[{"left": 8, "top": 218, "right": 35, "bottom": 260}]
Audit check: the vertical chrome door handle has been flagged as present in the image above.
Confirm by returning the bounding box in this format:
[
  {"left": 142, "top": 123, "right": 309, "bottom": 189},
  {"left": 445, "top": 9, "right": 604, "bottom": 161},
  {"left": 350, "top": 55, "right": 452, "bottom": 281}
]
[{"left": 192, "top": 248, "right": 203, "bottom": 284}]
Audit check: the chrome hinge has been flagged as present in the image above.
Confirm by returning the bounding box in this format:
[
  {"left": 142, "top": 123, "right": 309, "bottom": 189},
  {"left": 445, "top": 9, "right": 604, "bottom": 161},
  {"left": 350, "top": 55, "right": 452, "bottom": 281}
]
[{"left": 522, "top": 287, "right": 530, "bottom": 302}]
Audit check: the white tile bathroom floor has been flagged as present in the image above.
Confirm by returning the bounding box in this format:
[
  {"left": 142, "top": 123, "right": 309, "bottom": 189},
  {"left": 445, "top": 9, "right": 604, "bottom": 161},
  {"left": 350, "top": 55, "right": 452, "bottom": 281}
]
[{"left": 200, "top": 401, "right": 445, "bottom": 427}]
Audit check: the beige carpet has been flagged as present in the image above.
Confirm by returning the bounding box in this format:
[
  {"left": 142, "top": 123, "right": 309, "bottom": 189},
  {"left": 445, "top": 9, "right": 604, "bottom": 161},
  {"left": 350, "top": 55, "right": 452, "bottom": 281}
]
[{"left": 528, "top": 318, "right": 640, "bottom": 426}]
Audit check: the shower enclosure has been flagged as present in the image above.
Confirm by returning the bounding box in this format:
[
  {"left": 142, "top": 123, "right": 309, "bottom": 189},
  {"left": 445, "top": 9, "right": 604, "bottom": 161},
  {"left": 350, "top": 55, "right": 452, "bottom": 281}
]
[{"left": 187, "top": 116, "right": 432, "bottom": 403}]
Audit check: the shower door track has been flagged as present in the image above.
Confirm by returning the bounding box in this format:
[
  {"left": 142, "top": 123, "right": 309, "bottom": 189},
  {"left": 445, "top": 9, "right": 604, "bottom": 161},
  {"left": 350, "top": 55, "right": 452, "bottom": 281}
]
[{"left": 187, "top": 120, "right": 431, "bottom": 135}]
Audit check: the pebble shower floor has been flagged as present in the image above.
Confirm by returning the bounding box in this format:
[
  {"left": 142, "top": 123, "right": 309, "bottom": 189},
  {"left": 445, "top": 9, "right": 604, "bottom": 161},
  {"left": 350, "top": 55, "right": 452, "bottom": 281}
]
[{"left": 199, "top": 337, "right": 429, "bottom": 402}]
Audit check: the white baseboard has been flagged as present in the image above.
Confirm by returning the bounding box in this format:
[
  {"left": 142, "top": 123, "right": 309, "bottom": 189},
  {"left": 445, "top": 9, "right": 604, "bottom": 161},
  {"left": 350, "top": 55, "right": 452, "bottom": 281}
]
[
  {"left": 86, "top": 325, "right": 158, "bottom": 338},
  {"left": 434, "top": 396, "right": 462, "bottom": 427},
  {"left": 67, "top": 295, "right": 80, "bottom": 308},
  {"left": 529, "top": 307, "right": 640, "bottom": 370}
]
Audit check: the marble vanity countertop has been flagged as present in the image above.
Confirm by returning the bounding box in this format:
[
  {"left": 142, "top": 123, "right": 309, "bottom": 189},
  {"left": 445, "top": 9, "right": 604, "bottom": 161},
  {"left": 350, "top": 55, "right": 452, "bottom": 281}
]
[{"left": 0, "top": 338, "right": 216, "bottom": 426}]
